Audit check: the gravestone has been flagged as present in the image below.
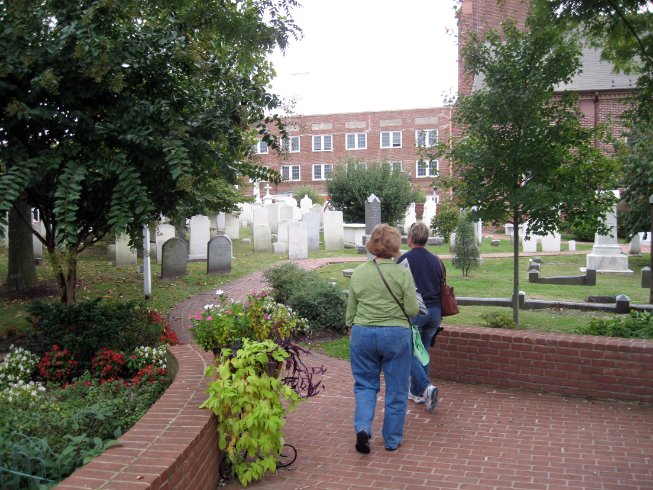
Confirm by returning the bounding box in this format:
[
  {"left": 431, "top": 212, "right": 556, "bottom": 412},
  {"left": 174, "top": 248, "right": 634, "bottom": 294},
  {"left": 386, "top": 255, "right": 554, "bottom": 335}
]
[
  {"left": 216, "top": 213, "right": 226, "bottom": 234},
  {"left": 324, "top": 211, "right": 344, "bottom": 251},
  {"left": 225, "top": 214, "right": 240, "bottom": 240},
  {"left": 585, "top": 191, "right": 632, "bottom": 274},
  {"left": 303, "top": 212, "right": 321, "bottom": 251},
  {"left": 403, "top": 203, "right": 416, "bottom": 234},
  {"left": 253, "top": 224, "right": 272, "bottom": 252},
  {"left": 267, "top": 203, "right": 280, "bottom": 234},
  {"left": 252, "top": 206, "right": 269, "bottom": 229},
  {"left": 642, "top": 266, "right": 651, "bottom": 288},
  {"left": 273, "top": 242, "right": 286, "bottom": 255},
  {"left": 189, "top": 215, "right": 210, "bottom": 261},
  {"left": 300, "top": 195, "right": 313, "bottom": 214},
  {"left": 628, "top": 234, "right": 641, "bottom": 255},
  {"left": 115, "top": 233, "right": 137, "bottom": 267},
  {"left": 310, "top": 204, "right": 324, "bottom": 226},
  {"left": 490, "top": 239, "right": 501, "bottom": 247},
  {"left": 239, "top": 203, "right": 252, "bottom": 227},
  {"left": 541, "top": 232, "right": 561, "bottom": 253},
  {"left": 155, "top": 223, "right": 176, "bottom": 264},
  {"left": 522, "top": 235, "right": 537, "bottom": 253},
  {"left": 288, "top": 221, "right": 308, "bottom": 260},
  {"left": 207, "top": 235, "right": 232, "bottom": 275},
  {"left": 568, "top": 240, "right": 576, "bottom": 251},
  {"left": 32, "top": 220, "right": 44, "bottom": 262},
  {"left": 279, "top": 205, "right": 294, "bottom": 224},
  {"left": 423, "top": 198, "right": 436, "bottom": 225},
  {"left": 278, "top": 219, "right": 291, "bottom": 245},
  {"left": 161, "top": 237, "right": 188, "bottom": 279},
  {"left": 365, "top": 194, "right": 382, "bottom": 235}
]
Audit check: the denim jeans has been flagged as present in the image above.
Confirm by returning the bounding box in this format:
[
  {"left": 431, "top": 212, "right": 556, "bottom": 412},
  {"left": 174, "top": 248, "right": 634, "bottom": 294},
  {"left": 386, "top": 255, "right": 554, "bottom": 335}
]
[
  {"left": 409, "top": 306, "right": 442, "bottom": 397},
  {"left": 350, "top": 325, "right": 412, "bottom": 449}
]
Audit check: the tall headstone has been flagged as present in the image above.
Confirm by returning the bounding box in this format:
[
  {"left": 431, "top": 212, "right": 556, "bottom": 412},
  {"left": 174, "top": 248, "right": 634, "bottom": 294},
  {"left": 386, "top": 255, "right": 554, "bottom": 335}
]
[
  {"left": 115, "top": 233, "right": 137, "bottom": 267},
  {"left": 324, "top": 211, "right": 344, "bottom": 251},
  {"left": 216, "top": 212, "right": 226, "bottom": 233},
  {"left": 365, "top": 194, "right": 382, "bottom": 235},
  {"left": 300, "top": 195, "right": 313, "bottom": 214},
  {"left": 239, "top": 203, "right": 252, "bottom": 227},
  {"left": 288, "top": 221, "right": 308, "bottom": 260},
  {"left": 628, "top": 234, "right": 641, "bottom": 255},
  {"left": 423, "top": 198, "right": 437, "bottom": 226},
  {"left": 541, "top": 232, "right": 561, "bottom": 253},
  {"left": 207, "top": 235, "right": 232, "bottom": 275},
  {"left": 253, "top": 224, "right": 272, "bottom": 252},
  {"left": 585, "top": 191, "right": 632, "bottom": 274},
  {"left": 155, "top": 223, "right": 176, "bottom": 264},
  {"left": 403, "top": 203, "right": 417, "bottom": 234},
  {"left": 310, "top": 204, "right": 324, "bottom": 226},
  {"left": 278, "top": 219, "right": 291, "bottom": 245},
  {"left": 279, "top": 205, "right": 294, "bottom": 224},
  {"left": 161, "top": 238, "right": 188, "bottom": 279},
  {"left": 522, "top": 235, "right": 537, "bottom": 253},
  {"left": 267, "top": 203, "right": 280, "bottom": 234},
  {"left": 225, "top": 213, "right": 240, "bottom": 240},
  {"left": 303, "top": 212, "right": 321, "bottom": 251},
  {"left": 32, "top": 220, "right": 44, "bottom": 262},
  {"left": 252, "top": 206, "right": 269, "bottom": 229},
  {"left": 189, "top": 215, "right": 210, "bottom": 261}
]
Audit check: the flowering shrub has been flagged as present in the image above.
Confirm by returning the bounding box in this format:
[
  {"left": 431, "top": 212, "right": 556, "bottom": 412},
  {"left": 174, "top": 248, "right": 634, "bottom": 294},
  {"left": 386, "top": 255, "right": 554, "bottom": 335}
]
[
  {"left": 190, "top": 290, "right": 310, "bottom": 352},
  {"left": 91, "top": 347, "right": 126, "bottom": 382},
  {"left": 149, "top": 309, "right": 180, "bottom": 346},
  {"left": 0, "top": 380, "right": 47, "bottom": 404},
  {"left": 0, "top": 345, "right": 40, "bottom": 390},
  {"left": 128, "top": 345, "right": 167, "bottom": 371},
  {"left": 131, "top": 365, "right": 169, "bottom": 386},
  {"left": 38, "top": 345, "right": 79, "bottom": 384}
]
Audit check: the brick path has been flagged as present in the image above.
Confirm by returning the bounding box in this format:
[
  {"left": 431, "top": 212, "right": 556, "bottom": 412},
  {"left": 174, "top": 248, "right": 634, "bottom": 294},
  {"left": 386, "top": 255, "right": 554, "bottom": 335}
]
[{"left": 176, "top": 257, "right": 653, "bottom": 490}]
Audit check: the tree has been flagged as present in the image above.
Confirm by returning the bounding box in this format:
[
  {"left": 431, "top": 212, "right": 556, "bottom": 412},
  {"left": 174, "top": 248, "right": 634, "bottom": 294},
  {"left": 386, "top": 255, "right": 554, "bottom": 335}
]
[
  {"left": 0, "top": 0, "right": 299, "bottom": 304},
  {"left": 451, "top": 213, "right": 480, "bottom": 277},
  {"left": 326, "top": 159, "right": 415, "bottom": 226},
  {"left": 6, "top": 196, "right": 37, "bottom": 291},
  {"left": 430, "top": 198, "right": 460, "bottom": 242},
  {"left": 438, "top": 5, "right": 618, "bottom": 323}
]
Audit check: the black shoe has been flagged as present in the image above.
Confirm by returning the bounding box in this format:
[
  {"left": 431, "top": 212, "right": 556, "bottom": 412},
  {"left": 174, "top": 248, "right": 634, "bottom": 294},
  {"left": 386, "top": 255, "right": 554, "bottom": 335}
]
[
  {"left": 385, "top": 445, "right": 399, "bottom": 451},
  {"left": 355, "top": 431, "right": 370, "bottom": 454}
]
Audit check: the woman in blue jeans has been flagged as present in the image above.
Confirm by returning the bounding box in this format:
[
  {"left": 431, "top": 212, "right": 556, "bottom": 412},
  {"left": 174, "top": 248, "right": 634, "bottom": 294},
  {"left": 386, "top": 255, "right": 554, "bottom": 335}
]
[
  {"left": 346, "top": 224, "right": 435, "bottom": 453},
  {"left": 397, "top": 221, "right": 443, "bottom": 407}
]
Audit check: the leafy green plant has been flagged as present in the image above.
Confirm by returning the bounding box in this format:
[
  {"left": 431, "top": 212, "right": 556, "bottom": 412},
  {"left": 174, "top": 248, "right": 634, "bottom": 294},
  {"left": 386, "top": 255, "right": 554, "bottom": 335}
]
[
  {"left": 264, "top": 263, "right": 308, "bottom": 305},
  {"left": 201, "top": 339, "right": 302, "bottom": 487},
  {"left": 480, "top": 311, "right": 518, "bottom": 329},
  {"left": 292, "top": 185, "right": 324, "bottom": 205},
  {"left": 574, "top": 310, "right": 653, "bottom": 339},
  {"left": 430, "top": 198, "right": 460, "bottom": 242},
  {"left": 0, "top": 345, "right": 40, "bottom": 390},
  {"left": 452, "top": 215, "right": 480, "bottom": 276}
]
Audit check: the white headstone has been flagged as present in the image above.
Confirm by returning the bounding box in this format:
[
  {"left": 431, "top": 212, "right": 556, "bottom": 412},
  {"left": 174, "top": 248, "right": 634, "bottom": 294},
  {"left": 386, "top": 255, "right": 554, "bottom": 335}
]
[
  {"left": 310, "top": 204, "right": 324, "bottom": 226},
  {"left": 423, "top": 198, "right": 436, "bottom": 225},
  {"left": 522, "top": 236, "right": 537, "bottom": 253},
  {"left": 585, "top": 191, "right": 632, "bottom": 274},
  {"left": 324, "top": 211, "right": 344, "bottom": 251},
  {"left": 267, "top": 203, "right": 280, "bottom": 234},
  {"left": 300, "top": 195, "right": 313, "bottom": 214},
  {"left": 404, "top": 203, "right": 417, "bottom": 234},
  {"left": 273, "top": 241, "right": 286, "bottom": 255},
  {"left": 253, "top": 224, "right": 272, "bottom": 252},
  {"left": 32, "top": 220, "right": 44, "bottom": 261},
  {"left": 115, "top": 233, "right": 137, "bottom": 267},
  {"left": 628, "top": 234, "right": 641, "bottom": 255},
  {"left": 155, "top": 223, "right": 176, "bottom": 264},
  {"left": 541, "top": 232, "right": 561, "bottom": 253},
  {"left": 189, "top": 215, "right": 210, "bottom": 260},
  {"left": 279, "top": 205, "right": 294, "bottom": 223},
  {"left": 252, "top": 206, "right": 269, "bottom": 229},
  {"left": 568, "top": 240, "right": 576, "bottom": 251},
  {"left": 225, "top": 213, "right": 240, "bottom": 240},
  {"left": 278, "top": 219, "right": 291, "bottom": 245},
  {"left": 216, "top": 212, "right": 226, "bottom": 233},
  {"left": 303, "top": 212, "right": 321, "bottom": 251},
  {"left": 239, "top": 203, "right": 252, "bottom": 226},
  {"left": 288, "top": 221, "right": 309, "bottom": 260}
]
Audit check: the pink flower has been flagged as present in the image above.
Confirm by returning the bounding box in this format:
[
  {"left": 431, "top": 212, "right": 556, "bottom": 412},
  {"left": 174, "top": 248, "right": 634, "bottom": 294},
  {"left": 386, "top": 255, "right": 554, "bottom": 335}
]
[
  {"left": 206, "top": 316, "right": 213, "bottom": 321},
  {"left": 194, "top": 314, "right": 202, "bottom": 320}
]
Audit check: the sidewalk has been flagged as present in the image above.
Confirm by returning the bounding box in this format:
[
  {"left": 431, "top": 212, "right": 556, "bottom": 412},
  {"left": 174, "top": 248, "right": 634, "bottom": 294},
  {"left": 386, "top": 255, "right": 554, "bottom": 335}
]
[{"left": 178, "top": 258, "right": 653, "bottom": 490}]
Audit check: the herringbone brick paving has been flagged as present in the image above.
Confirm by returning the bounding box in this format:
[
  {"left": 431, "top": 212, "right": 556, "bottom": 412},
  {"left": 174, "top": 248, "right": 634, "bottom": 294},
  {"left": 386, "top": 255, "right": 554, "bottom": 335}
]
[{"left": 175, "top": 257, "right": 653, "bottom": 490}]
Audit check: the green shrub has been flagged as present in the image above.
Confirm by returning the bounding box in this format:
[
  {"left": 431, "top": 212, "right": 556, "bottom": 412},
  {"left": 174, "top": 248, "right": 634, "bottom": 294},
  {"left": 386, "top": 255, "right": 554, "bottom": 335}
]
[
  {"left": 27, "top": 299, "right": 162, "bottom": 370},
  {"left": 292, "top": 185, "right": 324, "bottom": 205},
  {"left": 430, "top": 199, "right": 460, "bottom": 242},
  {"left": 452, "top": 214, "right": 480, "bottom": 276},
  {"left": 574, "top": 310, "right": 653, "bottom": 338},
  {"left": 480, "top": 311, "right": 517, "bottom": 329},
  {"left": 264, "top": 263, "right": 308, "bottom": 305}
]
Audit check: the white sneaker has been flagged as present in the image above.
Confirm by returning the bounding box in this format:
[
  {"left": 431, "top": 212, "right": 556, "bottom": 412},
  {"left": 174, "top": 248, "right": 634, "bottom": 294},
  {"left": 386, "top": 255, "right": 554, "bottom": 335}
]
[
  {"left": 408, "top": 392, "right": 425, "bottom": 404},
  {"left": 423, "top": 385, "right": 438, "bottom": 412}
]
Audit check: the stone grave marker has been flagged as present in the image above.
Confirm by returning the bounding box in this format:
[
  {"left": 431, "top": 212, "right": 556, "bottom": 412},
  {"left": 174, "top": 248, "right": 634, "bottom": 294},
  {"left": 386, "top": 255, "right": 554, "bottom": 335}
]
[
  {"left": 541, "top": 232, "right": 561, "bottom": 253},
  {"left": 365, "top": 194, "right": 381, "bottom": 235},
  {"left": 324, "top": 211, "right": 344, "bottom": 251},
  {"left": 161, "top": 237, "right": 188, "bottom": 279},
  {"left": 267, "top": 203, "right": 280, "bottom": 234},
  {"left": 207, "top": 235, "right": 232, "bottom": 275},
  {"left": 303, "top": 212, "right": 321, "bottom": 251},
  {"left": 288, "top": 221, "right": 308, "bottom": 259},
  {"left": 225, "top": 214, "right": 240, "bottom": 240},
  {"left": 253, "top": 224, "right": 272, "bottom": 252},
  {"left": 300, "top": 195, "right": 313, "bottom": 214},
  {"left": 115, "top": 233, "right": 137, "bottom": 267},
  {"left": 189, "top": 215, "right": 210, "bottom": 261},
  {"left": 155, "top": 223, "right": 176, "bottom": 264}
]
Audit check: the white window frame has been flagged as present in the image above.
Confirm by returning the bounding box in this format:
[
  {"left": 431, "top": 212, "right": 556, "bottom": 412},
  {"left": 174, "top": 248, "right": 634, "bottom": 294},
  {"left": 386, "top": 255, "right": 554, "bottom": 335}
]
[
  {"left": 281, "top": 165, "right": 301, "bottom": 181},
  {"left": 281, "top": 136, "right": 300, "bottom": 153},
  {"left": 312, "top": 164, "right": 333, "bottom": 181},
  {"left": 415, "top": 129, "right": 438, "bottom": 147},
  {"left": 389, "top": 161, "right": 403, "bottom": 172},
  {"left": 252, "top": 140, "right": 268, "bottom": 154},
  {"left": 416, "top": 159, "right": 439, "bottom": 178},
  {"left": 380, "top": 131, "right": 402, "bottom": 148},
  {"left": 312, "top": 134, "right": 333, "bottom": 152},
  {"left": 346, "top": 132, "right": 367, "bottom": 150}
]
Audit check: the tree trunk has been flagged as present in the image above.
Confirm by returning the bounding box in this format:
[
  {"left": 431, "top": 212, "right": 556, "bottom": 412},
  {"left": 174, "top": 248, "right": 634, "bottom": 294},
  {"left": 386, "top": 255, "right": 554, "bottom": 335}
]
[
  {"left": 6, "top": 197, "right": 38, "bottom": 292},
  {"left": 512, "top": 215, "right": 520, "bottom": 325},
  {"left": 53, "top": 251, "right": 78, "bottom": 305}
]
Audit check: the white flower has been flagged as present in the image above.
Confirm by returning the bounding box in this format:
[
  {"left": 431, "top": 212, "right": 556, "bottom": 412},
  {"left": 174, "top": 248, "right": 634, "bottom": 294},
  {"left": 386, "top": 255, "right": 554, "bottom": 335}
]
[
  {"left": 204, "top": 304, "right": 214, "bottom": 311},
  {"left": 215, "top": 289, "right": 224, "bottom": 296}
]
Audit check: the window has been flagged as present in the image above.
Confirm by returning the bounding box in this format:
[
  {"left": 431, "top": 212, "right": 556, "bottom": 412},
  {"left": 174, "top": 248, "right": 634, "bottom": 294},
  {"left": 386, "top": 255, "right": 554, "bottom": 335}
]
[
  {"left": 281, "top": 136, "right": 300, "bottom": 153},
  {"left": 281, "top": 165, "right": 301, "bottom": 181},
  {"left": 380, "top": 131, "right": 402, "bottom": 148},
  {"left": 313, "top": 164, "right": 333, "bottom": 181},
  {"left": 346, "top": 133, "right": 367, "bottom": 150},
  {"left": 251, "top": 140, "right": 268, "bottom": 154},
  {"left": 312, "top": 135, "right": 333, "bottom": 152},
  {"left": 415, "top": 129, "right": 438, "bottom": 147},
  {"left": 389, "top": 161, "right": 403, "bottom": 172},
  {"left": 416, "top": 160, "right": 438, "bottom": 178}
]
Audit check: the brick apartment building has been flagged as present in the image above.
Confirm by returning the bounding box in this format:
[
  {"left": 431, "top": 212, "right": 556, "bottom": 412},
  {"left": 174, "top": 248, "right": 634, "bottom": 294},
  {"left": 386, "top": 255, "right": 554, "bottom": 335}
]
[
  {"left": 246, "top": 107, "right": 453, "bottom": 201},
  {"left": 244, "top": 0, "right": 636, "bottom": 202}
]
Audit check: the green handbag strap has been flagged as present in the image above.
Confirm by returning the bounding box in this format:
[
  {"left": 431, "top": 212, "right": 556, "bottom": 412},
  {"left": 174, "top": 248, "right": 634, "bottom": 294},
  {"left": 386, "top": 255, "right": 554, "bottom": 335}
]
[{"left": 373, "top": 259, "right": 412, "bottom": 325}]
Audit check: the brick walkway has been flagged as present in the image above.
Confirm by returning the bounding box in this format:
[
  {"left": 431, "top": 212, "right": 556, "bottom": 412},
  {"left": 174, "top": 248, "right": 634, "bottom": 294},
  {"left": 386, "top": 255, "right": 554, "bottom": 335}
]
[{"left": 176, "top": 257, "right": 653, "bottom": 490}]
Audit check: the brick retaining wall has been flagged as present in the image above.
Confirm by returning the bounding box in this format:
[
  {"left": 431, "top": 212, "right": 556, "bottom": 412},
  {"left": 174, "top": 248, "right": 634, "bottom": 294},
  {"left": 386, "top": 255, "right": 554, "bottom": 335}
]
[{"left": 431, "top": 325, "right": 653, "bottom": 403}]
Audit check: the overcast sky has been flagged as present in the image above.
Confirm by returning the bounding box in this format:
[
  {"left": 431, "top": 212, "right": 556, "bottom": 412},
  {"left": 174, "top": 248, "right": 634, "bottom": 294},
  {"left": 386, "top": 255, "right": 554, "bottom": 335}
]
[{"left": 266, "top": 0, "right": 459, "bottom": 116}]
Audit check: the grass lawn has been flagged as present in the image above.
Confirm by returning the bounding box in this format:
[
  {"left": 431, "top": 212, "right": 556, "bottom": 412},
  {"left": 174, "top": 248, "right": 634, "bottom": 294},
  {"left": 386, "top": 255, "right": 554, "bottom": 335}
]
[{"left": 0, "top": 226, "right": 649, "bottom": 343}]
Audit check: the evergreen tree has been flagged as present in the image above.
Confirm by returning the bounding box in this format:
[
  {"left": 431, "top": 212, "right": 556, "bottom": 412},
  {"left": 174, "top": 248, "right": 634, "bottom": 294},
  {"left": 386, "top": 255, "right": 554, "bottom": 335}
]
[{"left": 452, "top": 215, "right": 480, "bottom": 277}]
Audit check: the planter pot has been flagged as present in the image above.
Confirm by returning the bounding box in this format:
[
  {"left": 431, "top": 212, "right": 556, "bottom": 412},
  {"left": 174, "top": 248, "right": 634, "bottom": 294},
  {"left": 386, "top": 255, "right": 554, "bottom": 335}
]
[{"left": 414, "top": 203, "right": 425, "bottom": 221}]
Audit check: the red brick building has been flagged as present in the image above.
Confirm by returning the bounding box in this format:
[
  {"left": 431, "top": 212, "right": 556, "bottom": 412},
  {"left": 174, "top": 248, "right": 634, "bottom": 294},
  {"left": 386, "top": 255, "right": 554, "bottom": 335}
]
[{"left": 247, "top": 107, "right": 453, "bottom": 201}]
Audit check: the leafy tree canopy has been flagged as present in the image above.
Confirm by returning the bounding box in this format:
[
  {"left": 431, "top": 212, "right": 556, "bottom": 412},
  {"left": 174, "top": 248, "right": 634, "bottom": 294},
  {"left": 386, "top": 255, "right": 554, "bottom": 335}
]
[
  {"left": 326, "top": 159, "right": 416, "bottom": 227},
  {"left": 438, "top": 4, "right": 618, "bottom": 321},
  {"left": 0, "top": 0, "right": 300, "bottom": 303}
]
